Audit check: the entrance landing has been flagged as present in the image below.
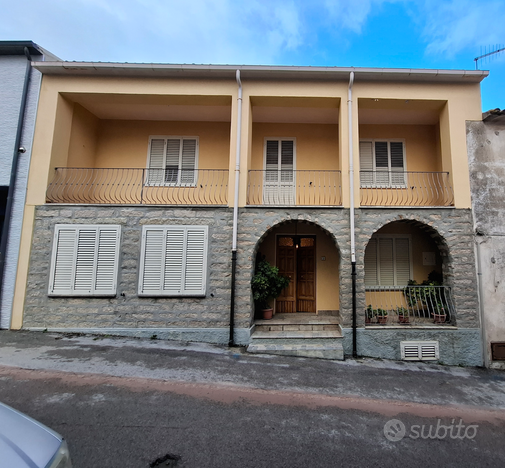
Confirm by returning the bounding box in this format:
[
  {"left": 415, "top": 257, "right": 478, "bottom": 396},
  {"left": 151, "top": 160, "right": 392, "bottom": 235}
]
[{"left": 247, "top": 313, "right": 344, "bottom": 360}]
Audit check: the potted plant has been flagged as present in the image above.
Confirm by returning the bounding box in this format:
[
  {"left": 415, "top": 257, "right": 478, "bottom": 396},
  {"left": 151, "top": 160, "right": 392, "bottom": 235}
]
[
  {"left": 376, "top": 308, "right": 388, "bottom": 324},
  {"left": 432, "top": 302, "right": 447, "bottom": 323},
  {"left": 396, "top": 306, "right": 410, "bottom": 324},
  {"left": 251, "top": 257, "right": 290, "bottom": 320},
  {"left": 365, "top": 305, "right": 375, "bottom": 324}
]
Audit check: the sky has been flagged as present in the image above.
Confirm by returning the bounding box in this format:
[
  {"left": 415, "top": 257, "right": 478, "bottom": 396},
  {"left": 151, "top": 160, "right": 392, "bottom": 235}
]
[{"left": 0, "top": 0, "right": 504, "bottom": 111}]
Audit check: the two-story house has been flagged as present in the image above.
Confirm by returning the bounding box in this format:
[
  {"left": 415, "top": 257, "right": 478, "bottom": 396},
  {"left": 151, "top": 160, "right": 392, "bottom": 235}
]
[{"left": 10, "top": 61, "right": 487, "bottom": 365}]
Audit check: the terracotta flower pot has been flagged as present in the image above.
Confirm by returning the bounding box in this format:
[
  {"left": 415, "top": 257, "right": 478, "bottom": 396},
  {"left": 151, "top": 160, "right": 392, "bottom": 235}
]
[
  {"left": 432, "top": 313, "right": 446, "bottom": 324},
  {"left": 262, "top": 308, "right": 273, "bottom": 320},
  {"left": 398, "top": 316, "right": 409, "bottom": 324},
  {"left": 377, "top": 316, "right": 388, "bottom": 324}
]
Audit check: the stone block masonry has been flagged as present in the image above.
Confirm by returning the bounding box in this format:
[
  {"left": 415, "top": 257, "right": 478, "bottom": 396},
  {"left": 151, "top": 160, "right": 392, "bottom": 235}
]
[
  {"left": 24, "top": 205, "right": 235, "bottom": 335},
  {"left": 24, "top": 204, "right": 481, "bottom": 357}
]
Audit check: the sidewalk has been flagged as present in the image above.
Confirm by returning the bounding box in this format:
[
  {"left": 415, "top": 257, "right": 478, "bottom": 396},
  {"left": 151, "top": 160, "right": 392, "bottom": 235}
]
[{"left": 1, "top": 330, "right": 504, "bottom": 412}]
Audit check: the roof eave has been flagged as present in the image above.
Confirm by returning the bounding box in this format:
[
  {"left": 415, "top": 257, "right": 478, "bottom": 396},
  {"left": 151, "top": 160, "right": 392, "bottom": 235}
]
[{"left": 31, "top": 61, "right": 489, "bottom": 83}]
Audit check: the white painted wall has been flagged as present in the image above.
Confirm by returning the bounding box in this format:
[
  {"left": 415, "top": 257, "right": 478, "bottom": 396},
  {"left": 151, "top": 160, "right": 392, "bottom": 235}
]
[{"left": 0, "top": 55, "right": 42, "bottom": 328}]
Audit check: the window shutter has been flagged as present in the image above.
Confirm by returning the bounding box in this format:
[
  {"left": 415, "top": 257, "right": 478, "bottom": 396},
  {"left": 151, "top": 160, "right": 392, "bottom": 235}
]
[
  {"left": 265, "top": 140, "right": 279, "bottom": 182},
  {"left": 164, "top": 228, "right": 185, "bottom": 293},
  {"left": 184, "top": 228, "right": 206, "bottom": 292},
  {"left": 95, "top": 229, "right": 121, "bottom": 293},
  {"left": 359, "top": 141, "right": 374, "bottom": 186},
  {"left": 364, "top": 238, "right": 378, "bottom": 286},
  {"left": 148, "top": 139, "right": 166, "bottom": 185},
  {"left": 139, "top": 226, "right": 208, "bottom": 296},
  {"left": 140, "top": 229, "right": 165, "bottom": 293},
  {"left": 374, "top": 141, "right": 390, "bottom": 185},
  {"left": 180, "top": 139, "right": 197, "bottom": 185},
  {"left": 374, "top": 142, "right": 389, "bottom": 168},
  {"left": 378, "top": 237, "right": 394, "bottom": 285},
  {"left": 50, "top": 225, "right": 120, "bottom": 296},
  {"left": 390, "top": 141, "right": 405, "bottom": 185},
  {"left": 395, "top": 238, "right": 410, "bottom": 285},
  {"left": 51, "top": 228, "right": 78, "bottom": 294},
  {"left": 280, "top": 140, "right": 294, "bottom": 182},
  {"left": 74, "top": 229, "right": 97, "bottom": 293},
  {"left": 165, "top": 139, "right": 181, "bottom": 184},
  {"left": 390, "top": 142, "right": 404, "bottom": 168}
]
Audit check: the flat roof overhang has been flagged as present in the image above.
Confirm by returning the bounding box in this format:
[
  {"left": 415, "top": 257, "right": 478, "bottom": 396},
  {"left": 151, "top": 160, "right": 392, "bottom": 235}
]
[{"left": 32, "top": 62, "right": 489, "bottom": 83}]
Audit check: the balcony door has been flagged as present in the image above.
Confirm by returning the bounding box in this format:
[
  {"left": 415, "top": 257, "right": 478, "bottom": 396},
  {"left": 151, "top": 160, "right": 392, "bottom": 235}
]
[
  {"left": 276, "top": 236, "right": 315, "bottom": 313},
  {"left": 263, "top": 139, "right": 295, "bottom": 205}
]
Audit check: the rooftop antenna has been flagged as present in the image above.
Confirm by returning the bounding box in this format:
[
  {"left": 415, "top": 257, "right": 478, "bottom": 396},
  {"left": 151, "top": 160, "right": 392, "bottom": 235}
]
[{"left": 474, "top": 45, "right": 505, "bottom": 70}]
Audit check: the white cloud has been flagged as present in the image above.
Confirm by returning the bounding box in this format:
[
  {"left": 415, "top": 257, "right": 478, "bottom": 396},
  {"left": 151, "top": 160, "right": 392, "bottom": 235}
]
[
  {"left": 322, "top": 0, "right": 404, "bottom": 34},
  {"left": 64, "top": 0, "right": 304, "bottom": 64},
  {"left": 420, "top": 0, "right": 505, "bottom": 58}
]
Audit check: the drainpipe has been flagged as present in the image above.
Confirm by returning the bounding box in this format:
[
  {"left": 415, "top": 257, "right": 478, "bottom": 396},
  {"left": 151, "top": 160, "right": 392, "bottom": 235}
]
[
  {"left": 348, "top": 71, "right": 357, "bottom": 358},
  {"left": 0, "top": 47, "right": 32, "bottom": 326},
  {"left": 229, "top": 70, "right": 242, "bottom": 347},
  {"left": 475, "top": 236, "right": 489, "bottom": 367}
]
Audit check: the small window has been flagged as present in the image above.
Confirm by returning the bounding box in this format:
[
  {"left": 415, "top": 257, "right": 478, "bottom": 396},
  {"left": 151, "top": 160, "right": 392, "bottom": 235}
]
[
  {"left": 365, "top": 235, "right": 411, "bottom": 286},
  {"left": 49, "top": 225, "right": 121, "bottom": 296},
  {"left": 147, "top": 137, "right": 198, "bottom": 186},
  {"left": 138, "top": 226, "right": 208, "bottom": 296},
  {"left": 360, "top": 140, "right": 406, "bottom": 187}
]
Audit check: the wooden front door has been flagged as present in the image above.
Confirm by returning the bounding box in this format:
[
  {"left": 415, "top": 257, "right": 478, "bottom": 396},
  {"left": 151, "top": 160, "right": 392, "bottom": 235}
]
[
  {"left": 297, "top": 237, "right": 315, "bottom": 312},
  {"left": 275, "top": 236, "right": 316, "bottom": 313}
]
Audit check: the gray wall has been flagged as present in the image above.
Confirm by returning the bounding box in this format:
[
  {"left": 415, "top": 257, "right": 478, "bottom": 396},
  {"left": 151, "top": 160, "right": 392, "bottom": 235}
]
[
  {"left": 24, "top": 205, "right": 234, "bottom": 333},
  {"left": 467, "top": 119, "right": 505, "bottom": 367},
  {"left": 0, "top": 55, "right": 42, "bottom": 328},
  {"left": 24, "top": 204, "right": 480, "bottom": 361}
]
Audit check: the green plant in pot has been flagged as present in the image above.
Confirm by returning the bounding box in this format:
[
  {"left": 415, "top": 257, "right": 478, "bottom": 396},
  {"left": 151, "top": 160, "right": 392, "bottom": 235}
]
[
  {"left": 396, "top": 306, "right": 409, "bottom": 323},
  {"left": 251, "top": 257, "right": 290, "bottom": 320},
  {"left": 365, "top": 305, "right": 375, "bottom": 324},
  {"left": 375, "top": 308, "right": 388, "bottom": 324}
]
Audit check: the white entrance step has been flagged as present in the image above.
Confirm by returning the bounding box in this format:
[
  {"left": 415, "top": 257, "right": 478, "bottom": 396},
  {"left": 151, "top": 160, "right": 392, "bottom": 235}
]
[{"left": 247, "top": 317, "right": 344, "bottom": 360}]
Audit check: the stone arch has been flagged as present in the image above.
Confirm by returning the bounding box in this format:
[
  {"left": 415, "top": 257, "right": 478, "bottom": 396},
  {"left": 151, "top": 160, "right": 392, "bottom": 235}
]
[
  {"left": 252, "top": 217, "right": 342, "bottom": 260},
  {"left": 360, "top": 213, "right": 452, "bottom": 285},
  {"left": 249, "top": 216, "right": 343, "bottom": 319}
]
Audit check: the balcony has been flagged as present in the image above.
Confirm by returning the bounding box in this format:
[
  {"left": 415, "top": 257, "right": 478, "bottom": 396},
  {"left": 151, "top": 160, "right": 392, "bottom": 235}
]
[
  {"left": 360, "top": 171, "right": 454, "bottom": 206},
  {"left": 46, "top": 168, "right": 229, "bottom": 205},
  {"left": 365, "top": 285, "right": 454, "bottom": 326},
  {"left": 247, "top": 170, "right": 342, "bottom": 206}
]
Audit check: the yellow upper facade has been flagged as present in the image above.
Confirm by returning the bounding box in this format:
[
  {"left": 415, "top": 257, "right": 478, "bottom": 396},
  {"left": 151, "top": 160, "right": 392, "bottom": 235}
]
[{"left": 28, "top": 63, "right": 487, "bottom": 209}]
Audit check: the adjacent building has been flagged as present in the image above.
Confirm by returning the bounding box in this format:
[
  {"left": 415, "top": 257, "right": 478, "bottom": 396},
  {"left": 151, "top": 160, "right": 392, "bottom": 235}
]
[
  {"left": 467, "top": 108, "right": 505, "bottom": 369},
  {"left": 10, "top": 61, "right": 487, "bottom": 365},
  {"left": 0, "top": 41, "right": 58, "bottom": 330}
]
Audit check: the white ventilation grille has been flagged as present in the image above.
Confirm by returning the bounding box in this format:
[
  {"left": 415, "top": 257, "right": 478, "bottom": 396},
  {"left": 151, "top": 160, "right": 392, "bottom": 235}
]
[{"left": 400, "top": 341, "right": 439, "bottom": 361}]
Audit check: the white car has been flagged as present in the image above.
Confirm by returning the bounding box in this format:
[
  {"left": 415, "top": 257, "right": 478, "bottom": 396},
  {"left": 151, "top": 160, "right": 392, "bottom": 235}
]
[{"left": 0, "top": 402, "right": 72, "bottom": 468}]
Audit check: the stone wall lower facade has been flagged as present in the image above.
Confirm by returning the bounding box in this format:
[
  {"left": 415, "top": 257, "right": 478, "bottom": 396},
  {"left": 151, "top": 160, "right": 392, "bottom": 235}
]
[
  {"left": 24, "top": 204, "right": 481, "bottom": 364},
  {"left": 24, "top": 205, "right": 238, "bottom": 341}
]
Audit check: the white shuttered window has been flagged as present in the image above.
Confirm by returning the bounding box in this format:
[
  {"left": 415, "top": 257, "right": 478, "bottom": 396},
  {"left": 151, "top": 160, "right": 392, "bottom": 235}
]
[
  {"left": 364, "top": 235, "right": 411, "bottom": 286},
  {"left": 147, "top": 136, "right": 198, "bottom": 185},
  {"left": 49, "top": 225, "right": 121, "bottom": 296},
  {"left": 139, "top": 226, "right": 208, "bottom": 296},
  {"left": 359, "top": 139, "right": 406, "bottom": 187}
]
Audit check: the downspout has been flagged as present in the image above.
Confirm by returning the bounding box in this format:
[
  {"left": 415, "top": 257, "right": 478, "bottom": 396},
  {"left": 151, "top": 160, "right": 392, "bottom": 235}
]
[
  {"left": 348, "top": 71, "right": 357, "bottom": 358},
  {"left": 229, "top": 69, "right": 242, "bottom": 347},
  {"left": 0, "top": 47, "right": 32, "bottom": 326},
  {"left": 475, "top": 236, "right": 489, "bottom": 367}
]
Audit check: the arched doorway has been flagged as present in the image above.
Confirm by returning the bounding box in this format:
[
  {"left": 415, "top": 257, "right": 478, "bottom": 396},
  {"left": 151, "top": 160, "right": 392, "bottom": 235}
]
[
  {"left": 255, "top": 220, "right": 340, "bottom": 315},
  {"left": 363, "top": 219, "right": 452, "bottom": 325}
]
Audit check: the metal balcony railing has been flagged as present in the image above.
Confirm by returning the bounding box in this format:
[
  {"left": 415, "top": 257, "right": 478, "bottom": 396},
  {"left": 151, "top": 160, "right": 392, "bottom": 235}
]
[
  {"left": 365, "top": 285, "right": 455, "bottom": 326},
  {"left": 46, "top": 168, "right": 229, "bottom": 205},
  {"left": 247, "top": 170, "right": 342, "bottom": 206},
  {"left": 360, "top": 171, "right": 454, "bottom": 206}
]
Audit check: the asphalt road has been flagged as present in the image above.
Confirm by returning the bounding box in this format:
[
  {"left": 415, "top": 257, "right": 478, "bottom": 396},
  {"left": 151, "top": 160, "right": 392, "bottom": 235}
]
[{"left": 0, "top": 331, "right": 504, "bottom": 468}]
